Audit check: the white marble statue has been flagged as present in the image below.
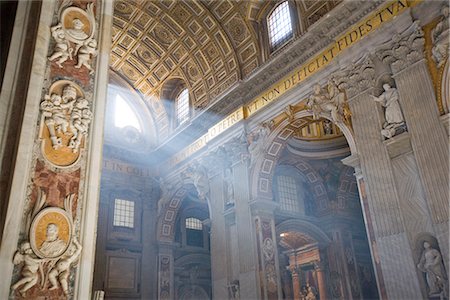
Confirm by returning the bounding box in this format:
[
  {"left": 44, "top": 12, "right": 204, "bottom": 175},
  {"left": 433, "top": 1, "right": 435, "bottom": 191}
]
[
  {"left": 48, "top": 23, "right": 72, "bottom": 68},
  {"left": 48, "top": 238, "right": 82, "bottom": 295},
  {"left": 417, "top": 242, "right": 448, "bottom": 298},
  {"left": 11, "top": 242, "right": 43, "bottom": 295},
  {"left": 74, "top": 39, "right": 97, "bottom": 73},
  {"left": 431, "top": 6, "right": 449, "bottom": 68},
  {"left": 187, "top": 162, "right": 209, "bottom": 201},
  {"left": 224, "top": 167, "right": 235, "bottom": 206},
  {"left": 307, "top": 80, "right": 345, "bottom": 123},
  {"left": 39, "top": 223, "right": 67, "bottom": 258},
  {"left": 370, "top": 84, "right": 405, "bottom": 138},
  {"left": 247, "top": 122, "right": 270, "bottom": 167},
  {"left": 69, "top": 97, "right": 92, "bottom": 152}
]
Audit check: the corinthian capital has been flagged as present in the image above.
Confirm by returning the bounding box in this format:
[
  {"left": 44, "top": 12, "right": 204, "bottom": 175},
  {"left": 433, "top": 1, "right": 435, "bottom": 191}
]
[
  {"left": 332, "top": 56, "right": 376, "bottom": 99},
  {"left": 376, "top": 21, "right": 425, "bottom": 74}
]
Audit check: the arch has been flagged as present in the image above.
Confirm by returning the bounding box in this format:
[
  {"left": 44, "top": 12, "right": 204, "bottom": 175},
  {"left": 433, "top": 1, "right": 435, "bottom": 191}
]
[
  {"left": 250, "top": 110, "right": 357, "bottom": 201},
  {"left": 157, "top": 185, "right": 211, "bottom": 243},
  {"left": 275, "top": 219, "right": 331, "bottom": 248}
]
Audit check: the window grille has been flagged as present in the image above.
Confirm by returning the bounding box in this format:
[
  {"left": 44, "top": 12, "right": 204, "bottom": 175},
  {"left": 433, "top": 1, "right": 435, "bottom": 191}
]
[
  {"left": 186, "top": 217, "right": 202, "bottom": 230},
  {"left": 267, "top": 1, "right": 293, "bottom": 51},
  {"left": 176, "top": 88, "right": 189, "bottom": 125},
  {"left": 277, "top": 175, "right": 300, "bottom": 212},
  {"left": 113, "top": 199, "right": 135, "bottom": 228}
]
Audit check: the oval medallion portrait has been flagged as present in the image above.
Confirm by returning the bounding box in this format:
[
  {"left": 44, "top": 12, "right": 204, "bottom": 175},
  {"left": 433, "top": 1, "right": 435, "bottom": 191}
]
[{"left": 30, "top": 207, "right": 73, "bottom": 259}]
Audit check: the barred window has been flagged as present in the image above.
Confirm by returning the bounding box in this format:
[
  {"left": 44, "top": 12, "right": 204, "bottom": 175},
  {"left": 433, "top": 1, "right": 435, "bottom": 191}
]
[
  {"left": 186, "top": 217, "right": 202, "bottom": 230},
  {"left": 113, "top": 199, "right": 135, "bottom": 228},
  {"left": 268, "top": 1, "right": 293, "bottom": 51},
  {"left": 176, "top": 88, "right": 189, "bottom": 125},
  {"left": 277, "top": 175, "right": 300, "bottom": 212}
]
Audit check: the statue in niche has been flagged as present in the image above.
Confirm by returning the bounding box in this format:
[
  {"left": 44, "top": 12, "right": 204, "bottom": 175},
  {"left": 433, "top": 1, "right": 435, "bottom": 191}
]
[
  {"left": 39, "top": 223, "right": 67, "bottom": 258},
  {"left": 307, "top": 80, "right": 346, "bottom": 124},
  {"left": 417, "top": 241, "right": 448, "bottom": 298},
  {"left": 186, "top": 162, "right": 209, "bottom": 201},
  {"left": 48, "top": 237, "right": 82, "bottom": 295},
  {"left": 74, "top": 39, "right": 97, "bottom": 74},
  {"left": 11, "top": 242, "right": 43, "bottom": 295},
  {"left": 48, "top": 24, "right": 72, "bottom": 68},
  {"left": 228, "top": 279, "right": 240, "bottom": 300},
  {"left": 370, "top": 83, "right": 405, "bottom": 139},
  {"left": 224, "top": 167, "right": 235, "bottom": 207},
  {"left": 431, "top": 6, "right": 449, "bottom": 68},
  {"left": 247, "top": 122, "right": 271, "bottom": 167}
]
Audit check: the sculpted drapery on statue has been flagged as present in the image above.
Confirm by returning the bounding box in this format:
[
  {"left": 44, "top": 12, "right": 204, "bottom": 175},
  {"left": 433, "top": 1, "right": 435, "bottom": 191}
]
[
  {"left": 370, "top": 83, "right": 406, "bottom": 139},
  {"left": 306, "top": 79, "right": 348, "bottom": 124},
  {"left": 417, "top": 242, "right": 448, "bottom": 298}
]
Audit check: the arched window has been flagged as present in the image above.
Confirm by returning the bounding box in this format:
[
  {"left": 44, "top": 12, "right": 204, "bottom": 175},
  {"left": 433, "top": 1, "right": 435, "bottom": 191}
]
[
  {"left": 114, "top": 94, "right": 142, "bottom": 132},
  {"left": 267, "top": 1, "right": 293, "bottom": 52},
  {"left": 176, "top": 88, "right": 189, "bottom": 126}
]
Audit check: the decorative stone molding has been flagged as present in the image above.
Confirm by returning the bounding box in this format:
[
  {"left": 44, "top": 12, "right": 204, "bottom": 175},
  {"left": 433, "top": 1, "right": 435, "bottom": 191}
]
[
  {"left": 431, "top": 5, "right": 449, "bottom": 68},
  {"left": 11, "top": 189, "right": 81, "bottom": 296},
  {"left": 40, "top": 80, "right": 92, "bottom": 167},
  {"left": 222, "top": 132, "right": 249, "bottom": 165},
  {"left": 376, "top": 21, "right": 425, "bottom": 74},
  {"left": 183, "top": 161, "right": 210, "bottom": 201},
  {"left": 332, "top": 56, "right": 376, "bottom": 100},
  {"left": 48, "top": 2, "right": 97, "bottom": 74}
]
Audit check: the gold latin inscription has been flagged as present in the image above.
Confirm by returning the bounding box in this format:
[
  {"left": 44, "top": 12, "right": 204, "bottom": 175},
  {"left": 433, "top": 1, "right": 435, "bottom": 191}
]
[{"left": 167, "top": 0, "right": 418, "bottom": 167}]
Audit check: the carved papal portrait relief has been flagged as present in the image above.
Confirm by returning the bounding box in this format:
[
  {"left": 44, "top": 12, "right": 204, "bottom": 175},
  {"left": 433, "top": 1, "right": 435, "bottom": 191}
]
[{"left": 30, "top": 207, "right": 72, "bottom": 259}]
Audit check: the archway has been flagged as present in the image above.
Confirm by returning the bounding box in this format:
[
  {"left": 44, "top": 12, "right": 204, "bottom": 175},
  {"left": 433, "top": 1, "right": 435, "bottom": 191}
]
[{"left": 251, "top": 112, "right": 379, "bottom": 300}]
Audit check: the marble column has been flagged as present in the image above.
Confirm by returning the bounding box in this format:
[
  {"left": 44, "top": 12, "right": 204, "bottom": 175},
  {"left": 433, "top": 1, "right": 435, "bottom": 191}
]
[
  {"left": 158, "top": 244, "right": 174, "bottom": 300},
  {"left": 335, "top": 55, "right": 421, "bottom": 299},
  {"left": 251, "top": 200, "right": 282, "bottom": 300},
  {"left": 0, "top": 0, "right": 113, "bottom": 299},
  {"left": 289, "top": 266, "right": 301, "bottom": 300},
  {"left": 377, "top": 21, "right": 449, "bottom": 270},
  {"left": 314, "top": 262, "right": 327, "bottom": 300}
]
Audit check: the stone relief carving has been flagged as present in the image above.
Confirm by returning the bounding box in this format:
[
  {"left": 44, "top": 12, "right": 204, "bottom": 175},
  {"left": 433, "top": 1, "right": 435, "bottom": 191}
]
[
  {"left": 370, "top": 83, "right": 406, "bottom": 139},
  {"left": 376, "top": 21, "right": 425, "bottom": 74},
  {"left": 48, "top": 3, "right": 97, "bottom": 73},
  {"left": 306, "top": 79, "right": 347, "bottom": 124},
  {"left": 431, "top": 6, "right": 449, "bottom": 68},
  {"left": 40, "top": 81, "right": 92, "bottom": 166},
  {"left": 417, "top": 241, "right": 448, "bottom": 298},
  {"left": 12, "top": 190, "right": 82, "bottom": 296}
]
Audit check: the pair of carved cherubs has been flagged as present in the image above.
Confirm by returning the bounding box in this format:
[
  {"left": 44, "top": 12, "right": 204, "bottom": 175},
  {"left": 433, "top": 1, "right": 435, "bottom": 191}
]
[{"left": 48, "top": 19, "right": 97, "bottom": 73}]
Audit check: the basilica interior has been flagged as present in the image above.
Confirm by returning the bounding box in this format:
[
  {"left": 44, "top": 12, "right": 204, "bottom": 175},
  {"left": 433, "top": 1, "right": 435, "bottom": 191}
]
[{"left": 0, "top": 0, "right": 449, "bottom": 300}]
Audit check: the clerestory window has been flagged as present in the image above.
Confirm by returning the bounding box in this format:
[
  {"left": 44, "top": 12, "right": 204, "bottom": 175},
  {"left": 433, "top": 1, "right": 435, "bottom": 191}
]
[
  {"left": 267, "top": 1, "right": 293, "bottom": 52},
  {"left": 176, "top": 88, "right": 189, "bottom": 126}
]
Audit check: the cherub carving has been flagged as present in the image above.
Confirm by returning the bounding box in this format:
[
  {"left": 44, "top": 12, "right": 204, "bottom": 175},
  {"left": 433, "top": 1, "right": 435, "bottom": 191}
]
[
  {"left": 11, "top": 242, "right": 43, "bottom": 295},
  {"left": 48, "top": 23, "right": 72, "bottom": 68},
  {"left": 48, "top": 238, "right": 82, "bottom": 295},
  {"left": 74, "top": 39, "right": 97, "bottom": 74}
]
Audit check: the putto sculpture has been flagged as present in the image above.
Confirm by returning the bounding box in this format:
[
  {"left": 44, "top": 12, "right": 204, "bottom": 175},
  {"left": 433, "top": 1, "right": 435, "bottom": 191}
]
[
  {"left": 431, "top": 6, "right": 449, "bottom": 68},
  {"left": 307, "top": 80, "right": 346, "bottom": 124},
  {"left": 48, "top": 3, "right": 97, "bottom": 73}
]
